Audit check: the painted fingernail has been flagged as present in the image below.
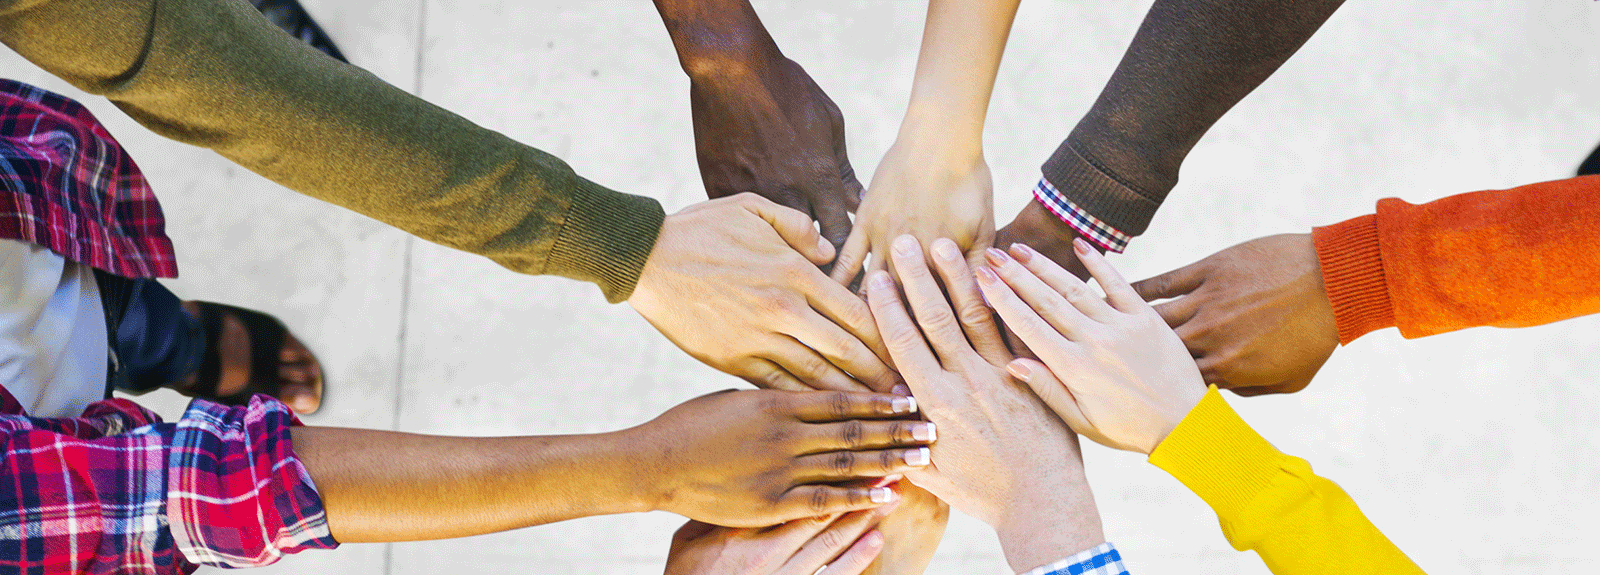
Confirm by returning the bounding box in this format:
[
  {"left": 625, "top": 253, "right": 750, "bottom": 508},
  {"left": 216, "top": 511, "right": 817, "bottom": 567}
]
[
  {"left": 891, "top": 383, "right": 911, "bottom": 396},
  {"left": 984, "top": 247, "right": 1010, "bottom": 267},
  {"left": 892, "top": 235, "right": 919, "bottom": 257},
  {"left": 974, "top": 265, "right": 999, "bottom": 285},
  {"left": 931, "top": 239, "right": 960, "bottom": 261},
  {"left": 1009, "top": 243, "right": 1036, "bottom": 263},
  {"left": 1006, "top": 361, "right": 1030, "bottom": 382},
  {"left": 869, "top": 487, "right": 897, "bottom": 504},
  {"left": 890, "top": 395, "right": 917, "bottom": 414},
  {"left": 911, "top": 422, "right": 936, "bottom": 442},
  {"left": 1073, "top": 238, "right": 1092, "bottom": 254},
  {"left": 868, "top": 270, "right": 894, "bottom": 291},
  {"left": 905, "top": 447, "right": 931, "bottom": 466}
]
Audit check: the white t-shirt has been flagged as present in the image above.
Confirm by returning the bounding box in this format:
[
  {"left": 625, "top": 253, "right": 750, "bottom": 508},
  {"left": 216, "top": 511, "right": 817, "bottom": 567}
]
[{"left": 0, "top": 239, "right": 108, "bottom": 418}]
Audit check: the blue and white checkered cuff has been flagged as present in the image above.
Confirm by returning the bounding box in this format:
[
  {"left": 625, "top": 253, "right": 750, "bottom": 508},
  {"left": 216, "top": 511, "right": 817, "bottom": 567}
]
[
  {"left": 1018, "top": 541, "right": 1127, "bottom": 575},
  {"left": 1031, "top": 177, "right": 1132, "bottom": 253}
]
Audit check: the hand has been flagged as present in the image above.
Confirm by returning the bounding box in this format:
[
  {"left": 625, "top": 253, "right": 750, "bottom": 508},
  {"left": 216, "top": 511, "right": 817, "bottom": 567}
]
[
  {"left": 830, "top": 141, "right": 995, "bottom": 286},
  {"left": 1130, "top": 234, "right": 1338, "bottom": 395},
  {"left": 629, "top": 194, "right": 899, "bottom": 392},
  {"left": 664, "top": 502, "right": 899, "bottom": 575},
  {"left": 632, "top": 389, "right": 934, "bottom": 527},
  {"left": 976, "top": 239, "right": 1206, "bottom": 455},
  {"left": 689, "top": 55, "right": 865, "bottom": 248},
  {"left": 992, "top": 199, "right": 1091, "bottom": 280},
  {"left": 858, "top": 483, "right": 948, "bottom": 575},
  {"left": 866, "top": 236, "right": 1103, "bottom": 571}
]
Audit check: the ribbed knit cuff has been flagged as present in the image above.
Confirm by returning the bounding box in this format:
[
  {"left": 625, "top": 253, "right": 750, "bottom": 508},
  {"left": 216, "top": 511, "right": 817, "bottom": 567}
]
[
  {"left": 1149, "top": 386, "right": 1282, "bottom": 522},
  {"left": 1311, "top": 214, "right": 1393, "bottom": 344},
  {"left": 1040, "top": 140, "right": 1164, "bottom": 237},
  {"left": 544, "top": 177, "right": 665, "bottom": 303}
]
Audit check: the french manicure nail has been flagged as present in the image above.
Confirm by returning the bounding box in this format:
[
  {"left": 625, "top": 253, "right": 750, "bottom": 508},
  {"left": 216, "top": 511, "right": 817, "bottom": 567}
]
[
  {"left": 911, "top": 422, "right": 936, "bottom": 442},
  {"left": 905, "top": 447, "right": 931, "bottom": 467},
  {"left": 1009, "top": 243, "right": 1035, "bottom": 263},
  {"left": 974, "top": 265, "right": 999, "bottom": 285},
  {"left": 932, "top": 239, "right": 960, "bottom": 261},
  {"left": 984, "top": 247, "right": 1009, "bottom": 267},
  {"left": 1006, "top": 361, "right": 1030, "bottom": 382},
  {"left": 869, "top": 487, "right": 896, "bottom": 504},
  {"left": 891, "top": 383, "right": 911, "bottom": 396},
  {"left": 890, "top": 395, "right": 917, "bottom": 414}
]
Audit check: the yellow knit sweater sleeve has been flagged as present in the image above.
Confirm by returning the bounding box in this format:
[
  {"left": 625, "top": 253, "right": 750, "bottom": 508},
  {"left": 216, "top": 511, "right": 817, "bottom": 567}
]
[{"left": 1148, "top": 386, "right": 1424, "bottom": 574}]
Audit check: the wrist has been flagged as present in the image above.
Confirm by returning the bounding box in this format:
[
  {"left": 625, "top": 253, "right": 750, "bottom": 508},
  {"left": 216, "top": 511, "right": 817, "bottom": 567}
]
[
  {"left": 600, "top": 427, "right": 665, "bottom": 515},
  {"left": 658, "top": 3, "right": 783, "bottom": 81},
  {"left": 898, "top": 103, "right": 985, "bottom": 151},
  {"left": 992, "top": 478, "right": 1105, "bottom": 573}
]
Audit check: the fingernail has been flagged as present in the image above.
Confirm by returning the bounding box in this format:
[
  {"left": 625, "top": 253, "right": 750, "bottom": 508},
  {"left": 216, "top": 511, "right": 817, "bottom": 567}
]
[
  {"left": 974, "top": 265, "right": 999, "bottom": 285},
  {"left": 905, "top": 447, "right": 931, "bottom": 467},
  {"left": 1073, "top": 238, "right": 1091, "bottom": 254},
  {"left": 869, "top": 487, "right": 897, "bottom": 504},
  {"left": 931, "top": 239, "right": 960, "bottom": 261},
  {"left": 1006, "top": 361, "right": 1030, "bottom": 382},
  {"left": 863, "top": 530, "right": 885, "bottom": 548},
  {"left": 892, "top": 235, "right": 919, "bottom": 257},
  {"left": 1009, "top": 243, "right": 1036, "bottom": 263},
  {"left": 984, "top": 247, "right": 1010, "bottom": 267},
  {"left": 911, "top": 422, "right": 936, "bottom": 442},
  {"left": 890, "top": 395, "right": 917, "bottom": 414},
  {"left": 868, "top": 270, "right": 894, "bottom": 291},
  {"left": 817, "top": 235, "right": 833, "bottom": 255},
  {"left": 891, "top": 383, "right": 910, "bottom": 396}
]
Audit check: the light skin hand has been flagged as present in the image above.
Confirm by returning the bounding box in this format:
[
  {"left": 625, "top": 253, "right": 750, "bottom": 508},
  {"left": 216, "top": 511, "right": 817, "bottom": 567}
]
[
  {"left": 867, "top": 235, "right": 1104, "bottom": 571},
  {"left": 655, "top": 0, "right": 864, "bottom": 247},
  {"left": 977, "top": 239, "right": 1205, "bottom": 455},
  {"left": 629, "top": 193, "right": 899, "bottom": 393},
  {"left": 664, "top": 501, "right": 900, "bottom": 575},
  {"left": 830, "top": 0, "right": 1020, "bottom": 285},
  {"left": 1130, "top": 233, "right": 1338, "bottom": 396}
]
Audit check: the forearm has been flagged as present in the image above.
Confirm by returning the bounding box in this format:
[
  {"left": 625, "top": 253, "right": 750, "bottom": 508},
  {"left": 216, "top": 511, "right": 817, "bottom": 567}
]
[
  {"left": 653, "top": 0, "right": 782, "bottom": 78},
  {"left": 900, "top": 0, "right": 1021, "bottom": 143},
  {"left": 0, "top": 0, "right": 664, "bottom": 302},
  {"left": 1314, "top": 176, "right": 1600, "bottom": 343},
  {"left": 1151, "top": 387, "right": 1422, "bottom": 574},
  {"left": 293, "top": 426, "right": 649, "bottom": 543},
  {"left": 1043, "top": 0, "right": 1345, "bottom": 237}
]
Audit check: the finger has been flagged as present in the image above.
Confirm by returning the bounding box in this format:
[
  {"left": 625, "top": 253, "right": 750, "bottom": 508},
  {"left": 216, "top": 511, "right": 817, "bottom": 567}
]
[
  {"left": 887, "top": 235, "right": 975, "bottom": 365},
  {"left": 788, "top": 314, "right": 899, "bottom": 393},
  {"left": 982, "top": 248, "right": 1096, "bottom": 339},
  {"left": 1073, "top": 239, "right": 1147, "bottom": 312},
  {"left": 975, "top": 264, "right": 1078, "bottom": 356},
  {"left": 1006, "top": 359, "right": 1092, "bottom": 434},
  {"left": 780, "top": 505, "right": 894, "bottom": 575},
  {"left": 777, "top": 485, "right": 899, "bottom": 519},
  {"left": 784, "top": 390, "right": 918, "bottom": 423},
  {"left": 840, "top": 162, "right": 865, "bottom": 213},
  {"left": 1150, "top": 296, "right": 1202, "bottom": 328},
  {"left": 794, "top": 446, "right": 932, "bottom": 482},
  {"left": 768, "top": 341, "right": 873, "bottom": 393},
  {"left": 739, "top": 359, "right": 814, "bottom": 392},
  {"left": 798, "top": 274, "right": 898, "bottom": 391},
  {"left": 1006, "top": 243, "right": 1118, "bottom": 323},
  {"left": 802, "top": 419, "right": 936, "bottom": 453},
  {"left": 929, "top": 238, "right": 1009, "bottom": 363},
  {"left": 830, "top": 230, "right": 870, "bottom": 285},
  {"left": 1130, "top": 259, "right": 1209, "bottom": 303},
  {"left": 813, "top": 196, "right": 855, "bottom": 252},
  {"left": 864, "top": 270, "right": 941, "bottom": 385},
  {"left": 672, "top": 519, "right": 719, "bottom": 544},
  {"left": 745, "top": 193, "right": 836, "bottom": 266},
  {"left": 805, "top": 529, "right": 884, "bottom": 575}
]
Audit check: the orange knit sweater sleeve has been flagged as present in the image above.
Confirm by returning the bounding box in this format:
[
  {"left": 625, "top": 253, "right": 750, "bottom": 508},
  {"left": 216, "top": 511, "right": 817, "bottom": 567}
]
[{"left": 1312, "top": 175, "right": 1600, "bottom": 344}]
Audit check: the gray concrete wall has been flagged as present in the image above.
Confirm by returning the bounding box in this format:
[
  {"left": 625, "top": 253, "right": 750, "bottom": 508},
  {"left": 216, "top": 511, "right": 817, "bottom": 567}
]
[{"left": 2, "top": 1, "right": 1596, "bottom": 573}]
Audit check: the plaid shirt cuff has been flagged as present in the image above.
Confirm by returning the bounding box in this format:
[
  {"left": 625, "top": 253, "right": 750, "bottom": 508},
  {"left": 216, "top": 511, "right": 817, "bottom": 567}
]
[
  {"left": 1019, "top": 542, "right": 1128, "bottom": 575},
  {"left": 1031, "top": 178, "right": 1133, "bottom": 253}
]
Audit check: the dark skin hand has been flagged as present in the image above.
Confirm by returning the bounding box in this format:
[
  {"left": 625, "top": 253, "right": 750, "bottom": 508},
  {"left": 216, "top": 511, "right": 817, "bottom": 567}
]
[
  {"left": 655, "top": 0, "right": 864, "bottom": 248},
  {"left": 1130, "top": 233, "right": 1339, "bottom": 395}
]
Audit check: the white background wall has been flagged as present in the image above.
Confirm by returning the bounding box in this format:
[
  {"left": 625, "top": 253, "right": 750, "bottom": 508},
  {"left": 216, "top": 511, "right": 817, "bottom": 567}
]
[{"left": 3, "top": 1, "right": 1598, "bottom": 573}]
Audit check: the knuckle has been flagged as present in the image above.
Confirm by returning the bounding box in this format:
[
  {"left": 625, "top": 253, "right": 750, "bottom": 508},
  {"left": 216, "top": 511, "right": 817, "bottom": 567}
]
[
  {"left": 956, "top": 302, "right": 995, "bottom": 330},
  {"left": 840, "top": 420, "right": 866, "bottom": 448},
  {"left": 886, "top": 323, "right": 925, "bottom": 351},
  {"left": 828, "top": 391, "right": 852, "bottom": 420},
  {"left": 815, "top": 526, "right": 847, "bottom": 550},
  {"left": 878, "top": 449, "right": 897, "bottom": 472},
  {"left": 809, "top": 488, "right": 832, "bottom": 514},
  {"left": 830, "top": 451, "right": 856, "bottom": 475},
  {"left": 759, "top": 371, "right": 792, "bottom": 391}
]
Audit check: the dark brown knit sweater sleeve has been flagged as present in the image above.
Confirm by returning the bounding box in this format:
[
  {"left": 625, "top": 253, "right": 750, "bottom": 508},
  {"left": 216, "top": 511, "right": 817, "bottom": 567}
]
[
  {"left": 1043, "top": 0, "right": 1344, "bottom": 236},
  {"left": 0, "top": 0, "right": 664, "bottom": 303}
]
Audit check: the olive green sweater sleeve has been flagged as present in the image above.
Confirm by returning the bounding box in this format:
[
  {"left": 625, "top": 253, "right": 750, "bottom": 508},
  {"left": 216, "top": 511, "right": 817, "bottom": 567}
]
[{"left": 0, "top": 0, "right": 663, "bottom": 302}]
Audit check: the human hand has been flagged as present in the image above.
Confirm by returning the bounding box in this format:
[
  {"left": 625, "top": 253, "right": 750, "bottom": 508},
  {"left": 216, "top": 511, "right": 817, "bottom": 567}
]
[
  {"left": 865, "top": 236, "right": 1102, "bottom": 570},
  {"left": 992, "top": 199, "right": 1091, "bottom": 280},
  {"left": 629, "top": 194, "right": 899, "bottom": 392},
  {"left": 977, "top": 239, "right": 1205, "bottom": 455},
  {"left": 664, "top": 501, "right": 899, "bottom": 575},
  {"left": 830, "top": 140, "right": 995, "bottom": 286},
  {"left": 632, "top": 389, "right": 933, "bottom": 527},
  {"left": 858, "top": 483, "right": 948, "bottom": 575},
  {"left": 689, "top": 55, "right": 865, "bottom": 248},
  {"left": 1130, "top": 234, "right": 1338, "bottom": 396}
]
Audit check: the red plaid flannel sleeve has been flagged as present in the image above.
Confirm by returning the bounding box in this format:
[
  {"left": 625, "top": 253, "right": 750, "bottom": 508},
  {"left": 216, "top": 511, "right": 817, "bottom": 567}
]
[{"left": 0, "top": 390, "right": 336, "bottom": 574}]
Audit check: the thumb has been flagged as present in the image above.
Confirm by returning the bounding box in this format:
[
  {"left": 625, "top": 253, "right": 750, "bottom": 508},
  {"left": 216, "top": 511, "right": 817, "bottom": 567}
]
[
  {"left": 1131, "top": 260, "right": 1208, "bottom": 302},
  {"left": 1007, "top": 358, "right": 1091, "bottom": 434},
  {"left": 744, "top": 194, "right": 835, "bottom": 266}
]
